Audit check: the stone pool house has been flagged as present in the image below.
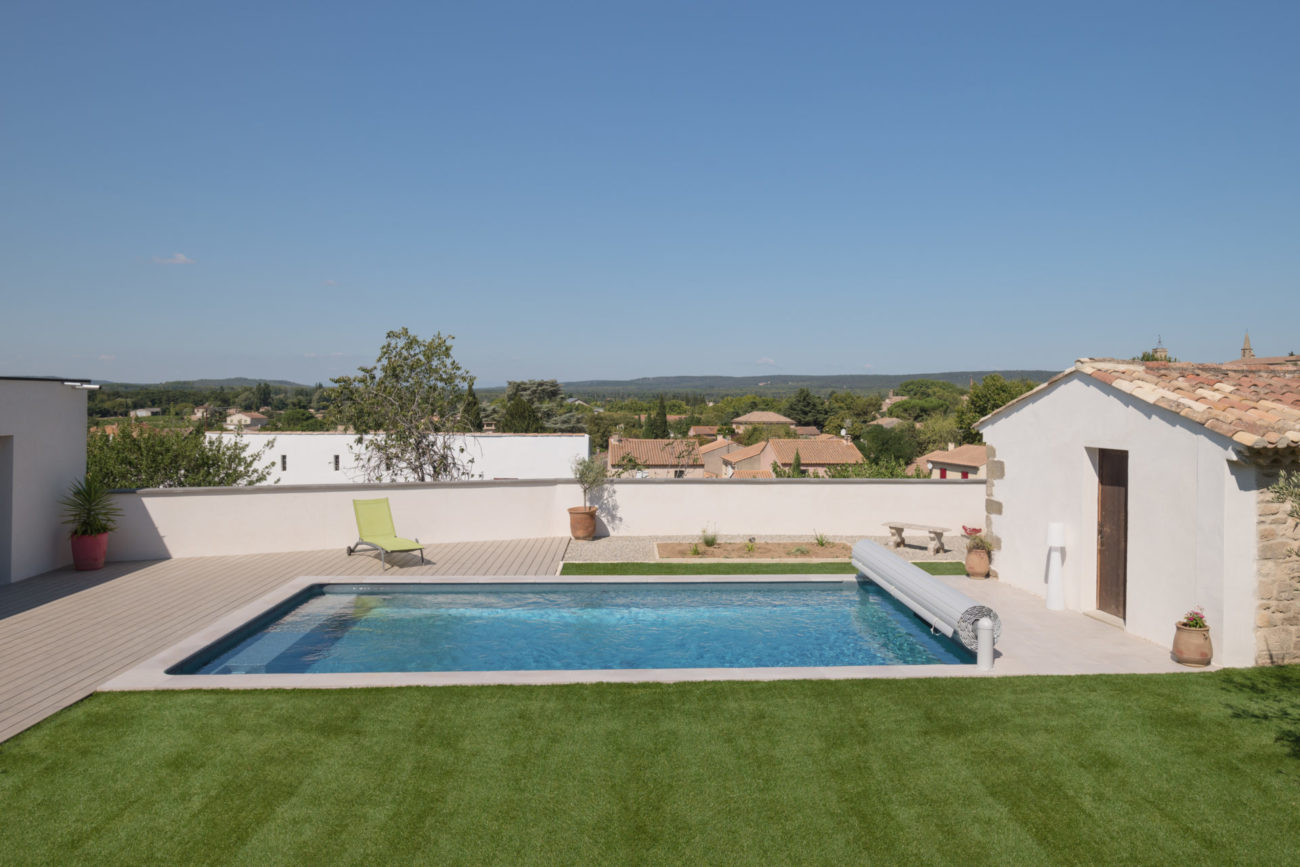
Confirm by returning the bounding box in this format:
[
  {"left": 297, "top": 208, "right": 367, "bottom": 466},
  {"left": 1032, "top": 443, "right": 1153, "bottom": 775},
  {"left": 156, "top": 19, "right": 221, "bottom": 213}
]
[{"left": 977, "top": 354, "right": 1300, "bottom": 667}]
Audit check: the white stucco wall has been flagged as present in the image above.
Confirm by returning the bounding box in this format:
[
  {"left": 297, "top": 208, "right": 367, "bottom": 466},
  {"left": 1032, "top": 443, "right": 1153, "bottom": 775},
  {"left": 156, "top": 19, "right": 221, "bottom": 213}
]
[
  {"left": 205, "top": 432, "right": 590, "bottom": 484},
  {"left": 981, "top": 374, "right": 1259, "bottom": 666},
  {"left": 0, "top": 378, "right": 89, "bottom": 583},
  {"left": 106, "top": 478, "right": 984, "bottom": 561}
]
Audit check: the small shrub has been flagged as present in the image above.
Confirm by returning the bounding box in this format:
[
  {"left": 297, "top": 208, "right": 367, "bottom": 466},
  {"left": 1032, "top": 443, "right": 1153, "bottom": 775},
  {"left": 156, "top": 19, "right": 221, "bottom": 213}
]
[
  {"left": 701, "top": 527, "right": 717, "bottom": 548},
  {"left": 813, "top": 531, "right": 829, "bottom": 547},
  {"left": 745, "top": 542, "right": 755, "bottom": 553},
  {"left": 788, "top": 546, "right": 809, "bottom": 555},
  {"left": 689, "top": 543, "right": 702, "bottom": 556},
  {"left": 966, "top": 534, "right": 994, "bottom": 554}
]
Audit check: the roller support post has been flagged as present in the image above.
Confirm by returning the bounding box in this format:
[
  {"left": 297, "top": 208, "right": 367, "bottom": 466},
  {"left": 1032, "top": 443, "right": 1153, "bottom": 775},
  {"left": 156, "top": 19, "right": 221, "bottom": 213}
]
[{"left": 977, "top": 617, "right": 994, "bottom": 671}]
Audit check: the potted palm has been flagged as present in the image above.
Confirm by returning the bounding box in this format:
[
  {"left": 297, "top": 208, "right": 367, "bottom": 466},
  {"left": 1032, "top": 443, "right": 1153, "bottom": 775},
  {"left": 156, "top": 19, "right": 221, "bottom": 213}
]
[
  {"left": 964, "top": 533, "right": 993, "bottom": 579},
  {"left": 569, "top": 456, "right": 608, "bottom": 541},
  {"left": 59, "top": 476, "right": 122, "bottom": 571},
  {"left": 1172, "top": 607, "right": 1212, "bottom": 667}
]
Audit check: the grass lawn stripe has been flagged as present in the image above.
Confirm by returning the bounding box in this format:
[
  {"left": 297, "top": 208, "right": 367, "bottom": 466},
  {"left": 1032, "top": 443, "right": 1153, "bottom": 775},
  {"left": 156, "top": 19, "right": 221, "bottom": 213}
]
[{"left": 2, "top": 669, "right": 1299, "bottom": 863}]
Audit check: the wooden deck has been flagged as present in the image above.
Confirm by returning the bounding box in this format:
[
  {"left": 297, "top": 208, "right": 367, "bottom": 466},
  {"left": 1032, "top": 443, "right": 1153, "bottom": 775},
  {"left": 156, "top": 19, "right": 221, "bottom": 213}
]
[{"left": 0, "top": 537, "right": 569, "bottom": 743}]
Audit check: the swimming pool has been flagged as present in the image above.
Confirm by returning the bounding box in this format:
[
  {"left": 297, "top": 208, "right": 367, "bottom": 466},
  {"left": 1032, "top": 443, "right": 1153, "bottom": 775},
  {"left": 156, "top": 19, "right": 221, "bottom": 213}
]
[{"left": 172, "top": 580, "right": 972, "bottom": 675}]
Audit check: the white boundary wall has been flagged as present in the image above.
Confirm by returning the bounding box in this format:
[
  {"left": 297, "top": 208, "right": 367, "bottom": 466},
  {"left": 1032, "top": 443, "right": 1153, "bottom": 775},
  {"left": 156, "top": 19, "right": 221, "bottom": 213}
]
[
  {"left": 206, "top": 432, "right": 589, "bottom": 484},
  {"left": 107, "top": 478, "right": 985, "bottom": 561}
]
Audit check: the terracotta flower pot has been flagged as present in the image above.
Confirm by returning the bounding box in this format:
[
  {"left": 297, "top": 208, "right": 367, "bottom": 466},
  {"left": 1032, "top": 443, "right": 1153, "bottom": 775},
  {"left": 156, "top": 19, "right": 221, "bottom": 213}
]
[
  {"left": 965, "top": 548, "right": 990, "bottom": 579},
  {"left": 1172, "top": 624, "right": 1212, "bottom": 666},
  {"left": 70, "top": 533, "right": 109, "bottom": 571},
  {"left": 568, "top": 506, "right": 597, "bottom": 541}
]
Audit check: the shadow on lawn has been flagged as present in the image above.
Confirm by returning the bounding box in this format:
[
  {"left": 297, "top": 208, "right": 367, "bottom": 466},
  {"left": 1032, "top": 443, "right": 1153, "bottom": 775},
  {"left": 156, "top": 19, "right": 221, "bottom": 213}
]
[{"left": 1216, "top": 667, "right": 1300, "bottom": 760}]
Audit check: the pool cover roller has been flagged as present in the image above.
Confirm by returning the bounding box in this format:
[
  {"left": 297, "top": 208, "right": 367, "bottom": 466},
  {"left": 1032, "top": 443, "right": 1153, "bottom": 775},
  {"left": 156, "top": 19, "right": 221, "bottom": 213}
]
[{"left": 852, "top": 539, "right": 1001, "bottom": 654}]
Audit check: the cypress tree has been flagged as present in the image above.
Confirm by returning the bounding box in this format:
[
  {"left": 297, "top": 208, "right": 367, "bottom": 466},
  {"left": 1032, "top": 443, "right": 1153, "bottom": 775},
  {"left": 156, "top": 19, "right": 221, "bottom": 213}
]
[
  {"left": 791, "top": 449, "right": 803, "bottom": 477},
  {"left": 644, "top": 394, "right": 670, "bottom": 438},
  {"left": 462, "top": 383, "right": 483, "bottom": 432}
]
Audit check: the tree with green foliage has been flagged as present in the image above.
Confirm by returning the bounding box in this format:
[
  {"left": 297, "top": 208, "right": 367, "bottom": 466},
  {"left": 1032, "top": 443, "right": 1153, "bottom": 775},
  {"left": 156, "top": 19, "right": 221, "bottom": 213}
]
[
  {"left": 782, "top": 388, "right": 828, "bottom": 428},
  {"left": 254, "top": 382, "right": 273, "bottom": 409},
  {"left": 739, "top": 424, "right": 796, "bottom": 446},
  {"left": 643, "top": 395, "right": 670, "bottom": 438},
  {"left": 790, "top": 450, "right": 803, "bottom": 477},
  {"left": 462, "top": 383, "right": 483, "bottom": 432},
  {"left": 824, "top": 457, "right": 911, "bottom": 478},
  {"left": 955, "top": 374, "right": 1037, "bottom": 444},
  {"left": 87, "top": 421, "right": 276, "bottom": 488},
  {"left": 499, "top": 395, "right": 545, "bottom": 433},
  {"left": 886, "top": 397, "right": 952, "bottom": 422},
  {"left": 268, "top": 408, "right": 328, "bottom": 431},
  {"left": 506, "top": 380, "right": 563, "bottom": 405},
  {"left": 329, "top": 328, "right": 476, "bottom": 481},
  {"left": 859, "top": 424, "right": 921, "bottom": 465},
  {"left": 917, "top": 414, "right": 962, "bottom": 453}
]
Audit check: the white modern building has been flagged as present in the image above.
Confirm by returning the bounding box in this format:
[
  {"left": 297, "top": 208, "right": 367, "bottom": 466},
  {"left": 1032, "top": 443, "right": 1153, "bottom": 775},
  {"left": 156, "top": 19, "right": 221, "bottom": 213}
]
[
  {"left": 0, "top": 377, "right": 94, "bottom": 583},
  {"left": 206, "top": 431, "right": 590, "bottom": 484},
  {"left": 977, "top": 357, "right": 1300, "bottom": 668}
]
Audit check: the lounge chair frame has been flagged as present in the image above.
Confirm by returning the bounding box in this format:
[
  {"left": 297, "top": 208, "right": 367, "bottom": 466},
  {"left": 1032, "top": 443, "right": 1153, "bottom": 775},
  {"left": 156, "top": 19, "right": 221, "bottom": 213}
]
[{"left": 346, "top": 497, "right": 425, "bottom": 569}]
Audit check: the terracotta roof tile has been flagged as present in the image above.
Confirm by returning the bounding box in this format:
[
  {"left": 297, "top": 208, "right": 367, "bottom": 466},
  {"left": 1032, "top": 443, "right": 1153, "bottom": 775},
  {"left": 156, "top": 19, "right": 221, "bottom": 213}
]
[
  {"left": 698, "top": 438, "right": 735, "bottom": 455},
  {"left": 923, "top": 443, "right": 989, "bottom": 469},
  {"left": 768, "top": 438, "right": 864, "bottom": 465},
  {"left": 721, "top": 442, "right": 768, "bottom": 464},
  {"left": 731, "top": 469, "right": 775, "bottom": 479},
  {"left": 978, "top": 357, "right": 1300, "bottom": 455},
  {"left": 607, "top": 438, "right": 701, "bottom": 467},
  {"left": 731, "top": 411, "right": 795, "bottom": 425}
]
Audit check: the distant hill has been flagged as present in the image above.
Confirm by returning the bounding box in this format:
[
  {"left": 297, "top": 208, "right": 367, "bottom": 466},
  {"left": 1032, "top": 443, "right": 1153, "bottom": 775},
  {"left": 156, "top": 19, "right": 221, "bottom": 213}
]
[
  {"left": 548, "top": 371, "right": 1058, "bottom": 400},
  {"left": 95, "top": 377, "right": 311, "bottom": 391}
]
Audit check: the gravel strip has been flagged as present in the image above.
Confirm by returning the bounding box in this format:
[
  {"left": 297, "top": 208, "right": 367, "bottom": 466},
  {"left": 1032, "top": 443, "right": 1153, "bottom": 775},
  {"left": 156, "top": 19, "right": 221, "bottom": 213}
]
[{"left": 562, "top": 534, "right": 967, "bottom": 563}]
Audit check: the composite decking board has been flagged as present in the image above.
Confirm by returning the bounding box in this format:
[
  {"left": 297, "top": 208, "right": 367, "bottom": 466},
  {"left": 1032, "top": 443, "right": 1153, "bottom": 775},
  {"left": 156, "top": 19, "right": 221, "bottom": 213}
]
[
  {"left": 0, "top": 538, "right": 566, "bottom": 742},
  {"left": 501, "top": 536, "right": 540, "bottom": 575},
  {"left": 517, "top": 537, "right": 554, "bottom": 575}
]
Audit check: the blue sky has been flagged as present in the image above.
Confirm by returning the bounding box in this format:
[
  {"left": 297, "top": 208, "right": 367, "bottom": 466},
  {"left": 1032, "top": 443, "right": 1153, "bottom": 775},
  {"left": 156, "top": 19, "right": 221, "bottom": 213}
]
[{"left": 3, "top": 1, "right": 1297, "bottom": 386}]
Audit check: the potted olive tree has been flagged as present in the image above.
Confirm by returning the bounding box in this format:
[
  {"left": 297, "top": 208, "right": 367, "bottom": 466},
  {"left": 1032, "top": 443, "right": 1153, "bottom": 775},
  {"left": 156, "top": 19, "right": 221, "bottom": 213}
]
[
  {"left": 569, "top": 456, "right": 608, "bottom": 540},
  {"left": 59, "top": 476, "right": 122, "bottom": 571}
]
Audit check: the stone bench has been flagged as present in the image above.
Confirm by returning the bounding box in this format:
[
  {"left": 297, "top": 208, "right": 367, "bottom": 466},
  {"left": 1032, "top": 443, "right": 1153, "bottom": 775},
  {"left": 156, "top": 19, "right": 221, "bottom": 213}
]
[{"left": 884, "top": 522, "right": 951, "bottom": 555}]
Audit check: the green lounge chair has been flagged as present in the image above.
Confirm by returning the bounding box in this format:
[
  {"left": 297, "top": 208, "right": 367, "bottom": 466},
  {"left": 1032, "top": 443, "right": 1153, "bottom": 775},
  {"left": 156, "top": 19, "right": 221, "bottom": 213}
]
[{"left": 346, "top": 498, "right": 424, "bottom": 568}]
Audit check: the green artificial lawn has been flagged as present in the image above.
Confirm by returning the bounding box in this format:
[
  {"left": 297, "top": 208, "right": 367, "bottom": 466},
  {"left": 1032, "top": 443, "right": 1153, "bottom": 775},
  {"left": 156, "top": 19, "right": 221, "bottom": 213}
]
[
  {"left": 3, "top": 669, "right": 1300, "bottom": 864},
  {"left": 560, "top": 560, "right": 966, "bottom": 576}
]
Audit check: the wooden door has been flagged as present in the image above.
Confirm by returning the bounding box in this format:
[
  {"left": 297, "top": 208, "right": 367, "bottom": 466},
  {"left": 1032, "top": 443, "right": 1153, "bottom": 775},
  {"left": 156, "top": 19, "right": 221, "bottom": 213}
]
[{"left": 1096, "top": 449, "right": 1128, "bottom": 619}]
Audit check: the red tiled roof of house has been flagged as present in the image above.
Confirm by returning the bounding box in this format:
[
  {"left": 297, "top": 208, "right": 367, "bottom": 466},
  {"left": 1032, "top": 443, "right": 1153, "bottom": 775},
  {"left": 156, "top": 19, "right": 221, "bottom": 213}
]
[
  {"left": 978, "top": 358, "right": 1300, "bottom": 451},
  {"left": 720, "top": 442, "right": 767, "bottom": 464},
  {"left": 768, "top": 438, "right": 864, "bottom": 465},
  {"left": 607, "top": 438, "right": 702, "bottom": 467},
  {"left": 794, "top": 426, "right": 820, "bottom": 437},
  {"left": 732, "top": 411, "right": 795, "bottom": 425},
  {"left": 731, "top": 469, "right": 775, "bottom": 479},
  {"left": 925, "top": 443, "right": 989, "bottom": 469},
  {"left": 698, "top": 438, "right": 735, "bottom": 455},
  {"left": 688, "top": 425, "right": 719, "bottom": 436}
]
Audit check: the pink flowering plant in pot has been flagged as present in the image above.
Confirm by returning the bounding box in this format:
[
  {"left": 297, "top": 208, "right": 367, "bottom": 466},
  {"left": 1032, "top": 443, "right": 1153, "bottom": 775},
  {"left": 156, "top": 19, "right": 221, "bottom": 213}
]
[{"left": 1172, "top": 607, "right": 1212, "bottom": 667}]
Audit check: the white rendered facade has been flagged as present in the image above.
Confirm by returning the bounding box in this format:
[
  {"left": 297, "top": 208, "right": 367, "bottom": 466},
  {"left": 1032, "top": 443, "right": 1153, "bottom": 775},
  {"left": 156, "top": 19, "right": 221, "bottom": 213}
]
[
  {"left": 979, "top": 374, "right": 1260, "bottom": 667},
  {"left": 0, "top": 378, "right": 91, "bottom": 583}
]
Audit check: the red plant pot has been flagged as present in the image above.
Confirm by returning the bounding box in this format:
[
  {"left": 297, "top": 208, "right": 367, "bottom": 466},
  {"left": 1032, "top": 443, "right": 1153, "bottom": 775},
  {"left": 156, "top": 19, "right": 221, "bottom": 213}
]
[{"left": 70, "top": 533, "right": 109, "bottom": 571}]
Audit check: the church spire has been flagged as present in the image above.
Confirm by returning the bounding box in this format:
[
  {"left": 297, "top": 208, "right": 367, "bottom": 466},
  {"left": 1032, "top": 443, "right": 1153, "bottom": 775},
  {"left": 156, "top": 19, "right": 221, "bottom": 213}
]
[{"left": 1242, "top": 331, "right": 1255, "bottom": 359}]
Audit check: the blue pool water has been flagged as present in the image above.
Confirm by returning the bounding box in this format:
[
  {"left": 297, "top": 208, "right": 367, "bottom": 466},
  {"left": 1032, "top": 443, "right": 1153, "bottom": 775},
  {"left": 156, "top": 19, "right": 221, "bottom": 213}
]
[{"left": 176, "top": 581, "right": 972, "bottom": 674}]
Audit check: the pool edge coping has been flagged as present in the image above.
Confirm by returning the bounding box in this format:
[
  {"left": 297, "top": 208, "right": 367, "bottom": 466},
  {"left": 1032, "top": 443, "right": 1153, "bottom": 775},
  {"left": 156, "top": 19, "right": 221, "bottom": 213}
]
[{"left": 100, "top": 573, "right": 992, "bottom": 691}]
